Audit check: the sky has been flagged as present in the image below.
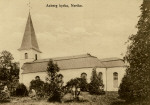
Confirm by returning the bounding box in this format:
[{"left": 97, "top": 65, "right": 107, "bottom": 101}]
[{"left": 0, "top": 0, "right": 142, "bottom": 61}]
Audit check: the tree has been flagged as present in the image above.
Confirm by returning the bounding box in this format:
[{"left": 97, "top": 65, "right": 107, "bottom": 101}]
[
  {"left": 0, "top": 50, "right": 19, "bottom": 101},
  {"left": 0, "top": 51, "right": 19, "bottom": 90},
  {"left": 119, "top": 0, "right": 150, "bottom": 104},
  {"left": 0, "top": 50, "right": 14, "bottom": 69},
  {"left": 46, "top": 59, "right": 63, "bottom": 102},
  {"left": 46, "top": 60, "right": 60, "bottom": 83},
  {"left": 89, "top": 68, "right": 104, "bottom": 95}
]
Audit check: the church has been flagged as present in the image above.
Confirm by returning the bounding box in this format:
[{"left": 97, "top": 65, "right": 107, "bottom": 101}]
[{"left": 18, "top": 13, "right": 126, "bottom": 91}]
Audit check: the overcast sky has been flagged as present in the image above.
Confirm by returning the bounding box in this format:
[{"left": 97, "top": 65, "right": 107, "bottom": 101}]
[{"left": 0, "top": 0, "right": 142, "bottom": 61}]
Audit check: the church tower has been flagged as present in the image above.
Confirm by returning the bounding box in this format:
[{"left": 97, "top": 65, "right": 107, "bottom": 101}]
[{"left": 18, "top": 13, "right": 42, "bottom": 82}]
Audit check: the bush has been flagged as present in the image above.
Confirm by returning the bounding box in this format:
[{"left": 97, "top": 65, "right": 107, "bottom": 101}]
[
  {"left": 66, "top": 78, "right": 80, "bottom": 87},
  {"left": 80, "top": 78, "right": 89, "bottom": 92},
  {"left": 66, "top": 77, "right": 88, "bottom": 92},
  {"left": 43, "top": 83, "right": 51, "bottom": 97},
  {"left": 15, "top": 83, "right": 28, "bottom": 97},
  {"left": 47, "top": 83, "right": 63, "bottom": 102},
  {"left": 0, "top": 91, "right": 10, "bottom": 102},
  {"left": 29, "top": 78, "right": 45, "bottom": 98},
  {"left": 0, "top": 84, "right": 10, "bottom": 102}
]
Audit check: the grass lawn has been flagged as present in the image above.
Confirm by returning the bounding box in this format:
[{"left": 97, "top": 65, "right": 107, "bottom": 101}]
[{"left": 0, "top": 92, "right": 144, "bottom": 105}]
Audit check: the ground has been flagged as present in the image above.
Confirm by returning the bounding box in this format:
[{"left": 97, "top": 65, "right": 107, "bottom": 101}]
[{"left": 0, "top": 92, "right": 142, "bottom": 105}]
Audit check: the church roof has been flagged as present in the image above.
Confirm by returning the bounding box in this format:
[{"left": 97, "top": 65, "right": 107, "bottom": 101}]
[
  {"left": 18, "top": 13, "right": 41, "bottom": 53},
  {"left": 100, "top": 57, "right": 126, "bottom": 68},
  {"left": 21, "top": 54, "right": 126, "bottom": 74},
  {"left": 22, "top": 54, "right": 105, "bottom": 74}
]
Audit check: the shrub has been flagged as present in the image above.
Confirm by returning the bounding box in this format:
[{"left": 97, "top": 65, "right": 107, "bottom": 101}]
[
  {"left": 66, "top": 77, "right": 88, "bottom": 92},
  {"left": 43, "top": 82, "right": 51, "bottom": 97},
  {"left": 29, "top": 77, "right": 45, "bottom": 98},
  {"left": 80, "top": 78, "right": 89, "bottom": 92},
  {"left": 47, "top": 83, "right": 63, "bottom": 102},
  {"left": 66, "top": 78, "right": 81, "bottom": 88},
  {"left": 15, "top": 83, "right": 28, "bottom": 97},
  {"left": 0, "top": 84, "right": 10, "bottom": 102}
]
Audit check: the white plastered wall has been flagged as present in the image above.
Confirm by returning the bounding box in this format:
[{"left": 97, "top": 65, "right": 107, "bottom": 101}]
[
  {"left": 106, "top": 67, "right": 126, "bottom": 91},
  {"left": 22, "top": 67, "right": 126, "bottom": 91},
  {"left": 22, "top": 72, "right": 46, "bottom": 88},
  {"left": 22, "top": 68, "right": 106, "bottom": 89},
  {"left": 19, "top": 49, "right": 41, "bottom": 83}
]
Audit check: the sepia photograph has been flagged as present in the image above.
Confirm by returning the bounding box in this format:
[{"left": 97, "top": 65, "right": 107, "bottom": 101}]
[{"left": 0, "top": 0, "right": 149, "bottom": 105}]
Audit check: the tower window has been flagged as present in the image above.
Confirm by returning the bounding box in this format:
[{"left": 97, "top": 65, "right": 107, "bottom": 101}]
[
  {"left": 113, "top": 72, "right": 118, "bottom": 88},
  {"left": 35, "top": 54, "right": 37, "bottom": 60},
  {"left": 25, "top": 53, "right": 28, "bottom": 59}
]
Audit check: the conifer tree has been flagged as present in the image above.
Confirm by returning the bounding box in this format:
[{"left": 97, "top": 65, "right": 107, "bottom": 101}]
[
  {"left": 89, "top": 68, "right": 104, "bottom": 95},
  {"left": 46, "top": 59, "right": 63, "bottom": 102},
  {"left": 119, "top": 0, "right": 150, "bottom": 104}
]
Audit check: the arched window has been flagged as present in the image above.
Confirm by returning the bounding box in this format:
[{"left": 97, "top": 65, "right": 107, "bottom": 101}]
[
  {"left": 113, "top": 72, "right": 118, "bottom": 88},
  {"left": 35, "top": 54, "right": 37, "bottom": 60},
  {"left": 98, "top": 72, "right": 103, "bottom": 80},
  {"left": 81, "top": 72, "right": 87, "bottom": 79},
  {"left": 25, "top": 53, "right": 28, "bottom": 59}
]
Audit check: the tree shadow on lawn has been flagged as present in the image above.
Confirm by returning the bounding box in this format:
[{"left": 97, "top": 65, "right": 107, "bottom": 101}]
[
  {"left": 111, "top": 100, "right": 126, "bottom": 105},
  {"left": 0, "top": 99, "right": 11, "bottom": 104},
  {"left": 111, "top": 100, "right": 149, "bottom": 105},
  {"left": 64, "top": 99, "right": 89, "bottom": 103}
]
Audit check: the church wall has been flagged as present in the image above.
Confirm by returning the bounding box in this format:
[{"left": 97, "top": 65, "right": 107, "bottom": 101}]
[
  {"left": 22, "top": 67, "right": 126, "bottom": 91},
  {"left": 106, "top": 67, "right": 126, "bottom": 91},
  {"left": 22, "top": 68, "right": 107, "bottom": 89},
  {"left": 59, "top": 68, "right": 106, "bottom": 86},
  {"left": 22, "top": 72, "right": 47, "bottom": 88},
  {"left": 96, "top": 68, "right": 107, "bottom": 91}
]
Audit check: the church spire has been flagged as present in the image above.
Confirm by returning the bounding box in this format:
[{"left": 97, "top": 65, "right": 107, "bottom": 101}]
[{"left": 18, "top": 13, "right": 41, "bottom": 53}]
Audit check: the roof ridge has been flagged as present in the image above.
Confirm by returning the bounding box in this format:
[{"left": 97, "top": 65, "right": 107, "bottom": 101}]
[
  {"left": 25, "top": 54, "right": 96, "bottom": 64},
  {"left": 101, "top": 59, "right": 123, "bottom": 62},
  {"left": 100, "top": 57, "right": 122, "bottom": 62}
]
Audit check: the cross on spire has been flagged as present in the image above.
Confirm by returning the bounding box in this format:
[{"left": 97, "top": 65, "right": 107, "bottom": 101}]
[{"left": 27, "top": 0, "right": 32, "bottom": 12}]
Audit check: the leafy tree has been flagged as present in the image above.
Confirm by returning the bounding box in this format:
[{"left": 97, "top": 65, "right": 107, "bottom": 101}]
[
  {"left": 0, "top": 50, "right": 19, "bottom": 94},
  {"left": 89, "top": 68, "right": 104, "bottom": 95},
  {"left": 0, "top": 50, "right": 14, "bottom": 68},
  {"left": 119, "top": 0, "right": 150, "bottom": 104},
  {"left": 0, "top": 50, "right": 14, "bottom": 81}
]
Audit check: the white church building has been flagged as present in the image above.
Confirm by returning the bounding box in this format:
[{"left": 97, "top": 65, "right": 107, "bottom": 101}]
[{"left": 18, "top": 13, "right": 126, "bottom": 91}]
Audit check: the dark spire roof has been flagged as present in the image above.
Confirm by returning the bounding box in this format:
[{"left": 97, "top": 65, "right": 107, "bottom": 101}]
[{"left": 18, "top": 12, "right": 41, "bottom": 53}]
